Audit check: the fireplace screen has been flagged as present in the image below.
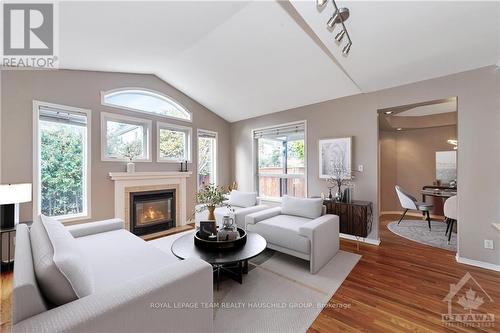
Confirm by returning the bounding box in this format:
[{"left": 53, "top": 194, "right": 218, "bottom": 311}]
[
  {"left": 130, "top": 190, "right": 175, "bottom": 236},
  {"left": 136, "top": 199, "right": 172, "bottom": 227}
]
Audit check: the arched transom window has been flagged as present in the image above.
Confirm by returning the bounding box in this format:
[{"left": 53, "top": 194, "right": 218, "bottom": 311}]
[{"left": 102, "top": 88, "right": 192, "bottom": 122}]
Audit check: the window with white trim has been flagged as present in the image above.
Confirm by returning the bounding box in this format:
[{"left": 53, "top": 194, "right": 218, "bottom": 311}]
[
  {"left": 254, "top": 122, "right": 306, "bottom": 199},
  {"left": 101, "top": 112, "right": 151, "bottom": 162},
  {"left": 102, "top": 88, "right": 192, "bottom": 122},
  {"left": 34, "top": 101, "right": 91, "bottom": 221},
  {"left": 157, "top": 122, "right": 192, "bottom": 162},
  {"left": 198, "top": 130, "right": 217, "bottom": 190}
]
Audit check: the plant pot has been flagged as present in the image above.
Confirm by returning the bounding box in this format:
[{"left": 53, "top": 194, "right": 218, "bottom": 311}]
[{"left": 207, "top": 206, "right": 216, "bottom": 221}]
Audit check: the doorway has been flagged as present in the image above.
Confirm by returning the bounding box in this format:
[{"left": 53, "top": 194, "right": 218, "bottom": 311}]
[{"left": 377, "top": 97, "right": 458, "bottom": 251}]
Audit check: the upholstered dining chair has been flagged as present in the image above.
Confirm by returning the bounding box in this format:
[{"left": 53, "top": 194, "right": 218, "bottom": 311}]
[
  {"left": 444, "top": 195, "right": 457, "bottom": 243},
  {"left": 395, "top": 185, "right": 434, "bottom": 229}
]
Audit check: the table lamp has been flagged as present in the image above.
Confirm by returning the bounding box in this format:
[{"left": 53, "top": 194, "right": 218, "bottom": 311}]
[{"left": 0, "top": 183, "right": 32, "bottom": 229}]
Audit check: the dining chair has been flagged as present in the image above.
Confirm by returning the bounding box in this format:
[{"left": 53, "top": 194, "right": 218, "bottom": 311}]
[
  {"left": 444, "top": 195, "right": 457, "bottom": 243},
  {"left": 395, "top": 185, "right": 434, "bottom": 229}
]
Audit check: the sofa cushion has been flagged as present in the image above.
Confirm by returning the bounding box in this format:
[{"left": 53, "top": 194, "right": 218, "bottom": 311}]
[
  {"left": 75, "top": 229, "right": 180, "bottom": 292},
  {"left": 227, "top": 190, "right": 257, "bottom": 208},
  {"left": 281, "top": 196, "right": 323, "bottom": 219},
  {"left": 31, "top": 215, "right": 94, "bottom": 305},
  {"left": 246, "top": 214, "right": 311, "bottom": 254}
]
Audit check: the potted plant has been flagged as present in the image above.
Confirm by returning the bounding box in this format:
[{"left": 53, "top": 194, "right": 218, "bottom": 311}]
[
  {"left": 196, "top": 184, "right": 229, "bottom": 221},
  {"left": 327, "top": 160, "right": 356, "bottom": 202},
  {"left": 122, "top": 141, "right": 142, "bottom": 173}
]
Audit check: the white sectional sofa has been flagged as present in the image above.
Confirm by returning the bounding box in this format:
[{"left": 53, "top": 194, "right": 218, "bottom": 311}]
[
  {"left": 195, "top": 190, "right": 268, "bottom": 229},
  {"left": 245, "top": 196, "right": 340, "bottom": 274},
  {"left": 12, "top": 215, "right": 213, "bottom": 333}
]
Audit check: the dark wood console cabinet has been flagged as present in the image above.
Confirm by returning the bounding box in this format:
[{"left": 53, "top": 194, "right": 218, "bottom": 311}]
[{"left": 324, "top": 200, "right": 373, "bottom": 238}]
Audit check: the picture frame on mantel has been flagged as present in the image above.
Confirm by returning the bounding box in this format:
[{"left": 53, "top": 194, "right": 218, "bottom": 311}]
[{"left": 319, "top": 137, "right": 352, "bottom": 179}]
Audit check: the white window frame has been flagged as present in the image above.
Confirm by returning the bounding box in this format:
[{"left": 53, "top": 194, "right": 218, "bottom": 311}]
[
  {"left": 197, "top": 129, "right": 218, "bottom": 190},
  {"left": 101, "top": 87, "right": 193, "bottom": 123},
  {"left": 33, "top": 100, "right": 92, "bottom": 223},
  {"left": 100, "top": 112, "right": 152, "bottom": 162},
  {"left": 252, "top": 120, "right": 308, "bottom": 202},
  {"left": 157, "top": 122, "right": 192, "bottom": 163}
]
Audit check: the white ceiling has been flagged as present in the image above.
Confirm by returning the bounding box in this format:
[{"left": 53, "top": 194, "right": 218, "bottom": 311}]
[{"left": 59, "top": 1, "right": 500, "bottom": 122}]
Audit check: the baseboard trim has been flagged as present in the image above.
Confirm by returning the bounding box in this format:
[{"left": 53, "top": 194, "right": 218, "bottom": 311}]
[
  {"left": 455, "top": 254, "right": 500, "bottom": 272},
  {"left": 340, "top": 233, "right": 381, "bottom": 246}
]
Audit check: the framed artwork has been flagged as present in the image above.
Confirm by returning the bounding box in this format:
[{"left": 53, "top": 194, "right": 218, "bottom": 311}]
[
  {"left": 435, "top": 151, "right": 457, "bottom": 183},
  {"left": 199, "top": 221, "right": 217, "bottom": 239},
  {"left": 319, "top": 137, "right": 352, "bottom": 179}
]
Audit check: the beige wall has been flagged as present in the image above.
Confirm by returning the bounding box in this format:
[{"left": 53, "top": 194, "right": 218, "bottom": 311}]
[
  {"left": 380, "top": 126, "right": 457, "bottom": 212},
  {"left": 231, "top": 66, "right": 500, "bottom": 266},
  {"left": 0, "top": 69, "right": 231, "bottom": 224}
]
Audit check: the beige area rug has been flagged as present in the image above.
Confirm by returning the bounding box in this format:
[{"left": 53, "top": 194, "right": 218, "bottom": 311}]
[
  {"left": 388, "top": 220, "right": 457, "bottom": 251},
  {"left": 150, "top": 231, "right": 361, "bottom": 333}
]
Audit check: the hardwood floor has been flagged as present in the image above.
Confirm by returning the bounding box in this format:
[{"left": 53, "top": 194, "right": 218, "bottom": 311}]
[
  {"left": 309, "top": 215, "right": 500, "bottom": 333},
  {"left": 1, "top": 216, "right": 499, "bottom": 332}
]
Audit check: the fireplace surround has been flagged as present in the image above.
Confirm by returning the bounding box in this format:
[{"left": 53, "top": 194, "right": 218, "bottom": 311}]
[{"left": 109, "top": 172, "right": 191, "bottom": 238}]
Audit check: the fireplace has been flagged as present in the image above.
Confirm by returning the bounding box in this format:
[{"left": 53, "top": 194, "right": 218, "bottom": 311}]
[{"left": 130, "top": 189, "right": 176, "bottom": 236}]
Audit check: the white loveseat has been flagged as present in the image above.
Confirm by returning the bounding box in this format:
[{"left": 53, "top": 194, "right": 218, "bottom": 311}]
[
  {"left": 195, "top": 190, "right": 268, "bottom": 229},
  {"left": 245, "top": 196, "right": 339, "bottom": 274},
  {"left": 12, "top": 216, "right": 213, "bottom": 333}
]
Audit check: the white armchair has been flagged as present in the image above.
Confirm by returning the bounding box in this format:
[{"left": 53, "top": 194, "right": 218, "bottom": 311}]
[
  {"left": 245, "top": 196, "right": 339, "bottom": 274},
  {"left": 195, "top": 190, "right": 268, "bottom": 229}
]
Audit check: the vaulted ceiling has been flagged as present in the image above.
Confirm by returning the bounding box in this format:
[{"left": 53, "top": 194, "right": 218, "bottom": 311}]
[{"left": 59, "top": 1, "right": 500, "bottom": 122}]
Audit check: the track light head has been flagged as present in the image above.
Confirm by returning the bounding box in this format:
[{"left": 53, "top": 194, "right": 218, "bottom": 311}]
[
  {"left": 342, "top": 42, "right": 352, "bottom": 55},
  {"left": 327, "top": 11, "right": 340, "bottom": 29},
  {"left": 317, "top": 0, "right": 328, "bottom": 8},
  {"left": 335, "top": 30, "right": 346, "bottom": 42}
]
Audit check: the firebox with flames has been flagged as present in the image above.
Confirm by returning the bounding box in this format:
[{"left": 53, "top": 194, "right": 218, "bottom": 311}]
[{"left": 139, "top": 205, "right": 168, "bottom": 225}]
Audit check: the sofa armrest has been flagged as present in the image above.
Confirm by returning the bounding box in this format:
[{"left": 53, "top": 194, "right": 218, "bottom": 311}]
[
  {"left": 233, "top": 205, "right": 268, "bottom": 217},
  {"left": 245, "top": 207, "right": 282, "bottom": 226},
  {"left": 13, "top": 258, "right": 213, "bottom": 333},
  {"left": 67, "top": 219, "right": 124, "bottom": 238},
  {"left": 231, "top": 205, "right": 268, "bottom": 229},
  {"left": 298, "top": 214, "right": 339, "bottom": 274}
]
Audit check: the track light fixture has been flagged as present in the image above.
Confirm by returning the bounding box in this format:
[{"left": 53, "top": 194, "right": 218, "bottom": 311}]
[
  {"left": 317, "top": 0, "right": 328, "bottom": 7},
  {"left": 335, "top": 30, "right": 346, "bottom": 42},
  {"left": 327, "top": 12, "right": 340, "bottom": 29},
  {"left": 320, "top": 1, "right": 353, "bottom": 55},
  {"left": 342, "top": 42, "right": 352, "bottom": 55}
]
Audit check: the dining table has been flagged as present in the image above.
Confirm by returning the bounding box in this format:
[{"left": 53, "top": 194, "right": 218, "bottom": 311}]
[{"left": 421, "top": 186, "right": 457, "bottom": 216}]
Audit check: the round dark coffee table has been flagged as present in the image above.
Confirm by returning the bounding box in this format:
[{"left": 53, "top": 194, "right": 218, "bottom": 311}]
[{"left": 171, "top": 231, "right": 267, "bottom": 289}]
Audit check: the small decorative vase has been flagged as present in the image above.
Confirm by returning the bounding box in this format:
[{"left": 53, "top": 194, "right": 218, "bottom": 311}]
[
  {"left": 126, "top": 162, "right": 135, "bottom": 173},
  {"left": 207, "top": 206, "right": 216, "bottom": 221},
  {"left": 335, "top": 186, "right": 342, "bottom": 202}
]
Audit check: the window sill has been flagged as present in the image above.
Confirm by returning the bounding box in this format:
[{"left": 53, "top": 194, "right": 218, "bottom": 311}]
[
  {"left": 101, "top": 158, "right": 152, "bottom": 163},
  {"left": 157, "top": 159, "right": 192, "bottom": 164},
  {"left": 49, "top": 213, "right": 91, "bottom": 224}
]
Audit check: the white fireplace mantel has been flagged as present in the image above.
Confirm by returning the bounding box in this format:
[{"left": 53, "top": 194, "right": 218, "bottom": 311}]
[
  {"left": 109, "top": 171, "right": 192, "bottom": 228},
  {"left": 109, "top": 171, "right": 192, "bottom": 181}
]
